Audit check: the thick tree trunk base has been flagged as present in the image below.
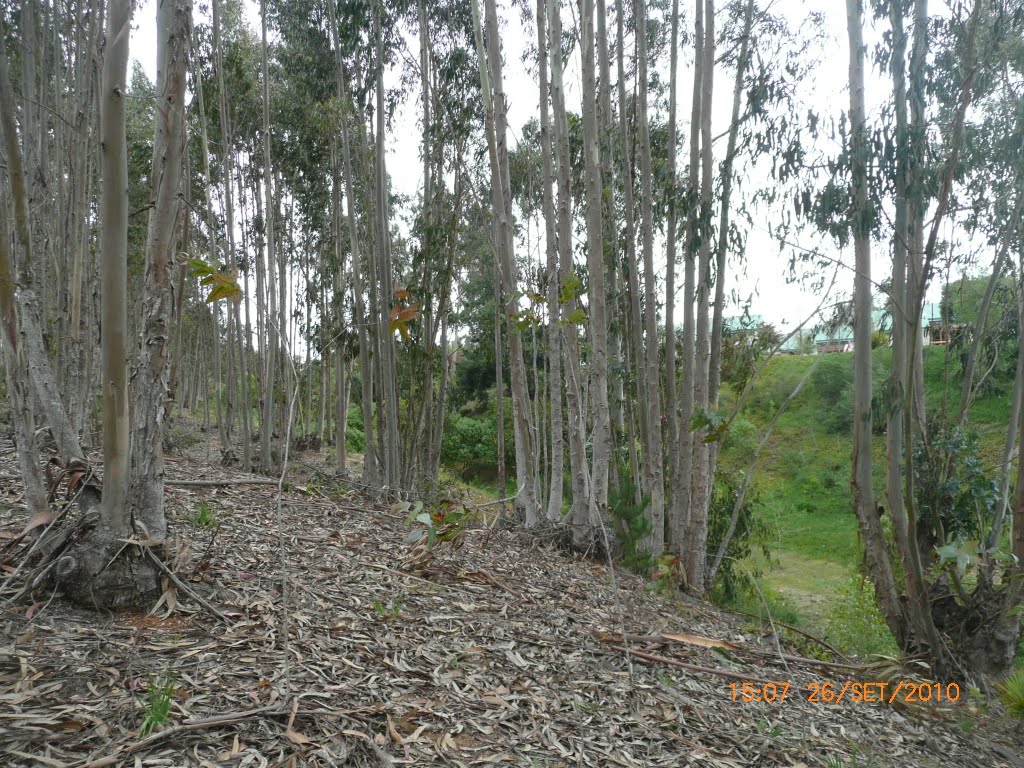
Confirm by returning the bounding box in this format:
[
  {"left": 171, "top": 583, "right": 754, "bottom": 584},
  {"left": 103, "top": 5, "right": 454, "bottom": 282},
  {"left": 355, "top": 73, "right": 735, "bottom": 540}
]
[
  {"left": 54, "top": 537, "right": 162, "bottom": 611},
  {"left": 930, "top": 581, "right": 1022, "bottom": 681},
  {"left": 23, "top": 491, "right": 163, "bottom": 611}
]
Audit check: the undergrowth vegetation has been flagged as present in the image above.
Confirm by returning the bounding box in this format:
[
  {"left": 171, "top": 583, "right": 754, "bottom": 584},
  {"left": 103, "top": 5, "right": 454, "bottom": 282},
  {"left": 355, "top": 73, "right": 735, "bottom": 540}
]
[{"left": 335, "top": 342, "right": 1015, "bottom": 664}]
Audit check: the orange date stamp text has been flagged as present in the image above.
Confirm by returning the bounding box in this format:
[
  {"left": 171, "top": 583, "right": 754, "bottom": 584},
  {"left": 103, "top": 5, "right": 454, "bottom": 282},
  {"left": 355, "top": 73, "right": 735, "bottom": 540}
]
[{"left": 727, "top": 680, "right": 961, "bottom": 705}]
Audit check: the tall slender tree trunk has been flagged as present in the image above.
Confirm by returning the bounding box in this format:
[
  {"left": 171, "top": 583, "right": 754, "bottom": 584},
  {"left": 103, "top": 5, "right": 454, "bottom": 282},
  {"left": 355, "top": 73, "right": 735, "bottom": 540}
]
[
  {"left": 495, "top": 274, "right": 507, "bottom": 508},
  {"left": 684, "top": 0, "right": 715, "bottom": 588},
  {"left": 473, "top": 0, "right": 541, "bottom": 524},
  {"left": 328, "top": 1, "right": 377, "bottom": 483},
  {"left": 0, "top": 28, "right": 47, "bottom": 520},
  {"left": 1010, "top": 251, "right": 1024, "bottom": 595},
  {"left": 701, "top": 0, "right": 755, "bottom": 588},
  {"left": 672, "top": 0, "right": 703, "bottom": 560},
  {"left": 886, "top": 0, "right": 915, "bottom": 639},
  {"left": 596, "top": 0, "right": 622, "bottom": 497},
  {"left": 128, "top": 0, "right": 190, "bottom": 543},
  {"left": 98, "top": 0, "right": 133, "bottom": 538},
  {"left": 846, "top": 0, "right": 904, "bottom": 637},
  {"left": 907, "top": 0, "right": 929, "bottom": 438},
  {"left": 277, "top": 173, "right": 291, "bottom": 440},
  {"left": 548, "top": 0, "right": 591, "bottom": 535},
  {"left": 536, "top": 0, "right": 564, "bottom": 522},
  {"left": 580, "top": 0, "right": 611, "bottom": 518},
  {"left": 614, "top": 0, "right": 647, "bottom": 509},
  {"left": 635, "top": 0, "right": 667, "bottom": 555},
  {"left": 992, "top": 263, "right": 1024, "bottom": 549},
  {"left": 259, "top": 0, "right": 277, "bottom": 472},
  {"left": 663, "top": 0, "right": 681, "bottom": 537},
  {"left": 211, "top": 0, "right": 250, "bottom": 466},
  {"left": 373, "top": 7, "right": 402, "bottom": 488}
]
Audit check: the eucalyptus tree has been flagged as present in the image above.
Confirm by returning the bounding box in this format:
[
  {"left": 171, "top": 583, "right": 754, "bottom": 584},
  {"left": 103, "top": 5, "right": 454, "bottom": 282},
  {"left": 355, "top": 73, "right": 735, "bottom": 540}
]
[
  {"left": 128, "top": 0, "right": 192, "bottom": 543},
  {"left": 259, "top": 0, "right": 279, "bottom": 472},
  {"left": 827, "top": 0, "right": 1024, "bottom": 678},
  {"left": 663, "top": 0, "right": 681, "bottom": 541},
  {"left": 470, "top": 0, "right": 542, "bottom": 524},
  {"left": 674, "top": 0, "right": 704, "bottom": 563},
  {"left": 579, "top": 0, "right": 612, "bottom": 518},
  {"left": 549, "top": 0, "right": 594, "bottom": 540},
  {"left": 634, "top": 0, "right": 668, "bottom": 555},
  {"left": 535, "top": 0, "right": 564, "bottom": 522},
  {"left": 0, "top": 0, "right": 193, "bottom": 607},
  {"left": 683, "top": 0, "right": 716, "bottom": 589}
]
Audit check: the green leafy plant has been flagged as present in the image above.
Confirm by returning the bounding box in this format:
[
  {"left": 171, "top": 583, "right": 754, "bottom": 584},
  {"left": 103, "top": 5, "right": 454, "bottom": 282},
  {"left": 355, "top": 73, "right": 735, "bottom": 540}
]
[
  {"left": 189, "top": 500, "right": 217, "bottom": 528},
  {"left": 998, "top": 666, "right": 1024, "bottom": 719},
  {"left": 187, "top": 258, "right": 242, "bottom": 303},
  {"left": 706, "top": 475, "right": 773, "bottom": 601},
  {"left": 403, "top": 499, "right": 470, "bottom": 550},
  {"left": 139, "top": 670, "right": 176, "bottom": 736},
  {"left": 608, "top": 465, "right": 652, "bottom": 571},
  {"left": 913, "top": 424, "right": 998, "bottom": 545},
  {"left": 647, "top": 554, "right": 683, "bottom": 595},
  {"left": 372, "top": 597, "right": 403, "bottom": 618},
  {"left": 824, "top": 575, "right": 898, "bottom": 658}
]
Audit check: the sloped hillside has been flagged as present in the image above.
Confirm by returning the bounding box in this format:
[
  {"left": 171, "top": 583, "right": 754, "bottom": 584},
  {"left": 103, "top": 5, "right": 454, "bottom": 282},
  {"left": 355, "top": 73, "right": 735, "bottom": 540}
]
[{"left": 1, "top": 443, "right": 1022, "bottom": 767}]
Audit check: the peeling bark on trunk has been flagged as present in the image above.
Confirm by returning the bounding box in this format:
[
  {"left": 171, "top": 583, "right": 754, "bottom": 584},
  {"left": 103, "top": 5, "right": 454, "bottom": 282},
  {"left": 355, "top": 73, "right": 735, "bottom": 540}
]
[
  {"left": 129, "top": 0, "right": 190, "bottom": 544},
  {"left": 672, "top": 0, "right": 703, "bottom": 560},
  {"left": 98, "top": 0, "right": 133, "bottom": 539}
]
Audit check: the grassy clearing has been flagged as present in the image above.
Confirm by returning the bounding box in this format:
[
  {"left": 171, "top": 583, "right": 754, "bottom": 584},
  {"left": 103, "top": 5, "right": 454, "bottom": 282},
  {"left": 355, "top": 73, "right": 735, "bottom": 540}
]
[{"left": 722, "top": 345, "right": 1012, "bottom": 655}]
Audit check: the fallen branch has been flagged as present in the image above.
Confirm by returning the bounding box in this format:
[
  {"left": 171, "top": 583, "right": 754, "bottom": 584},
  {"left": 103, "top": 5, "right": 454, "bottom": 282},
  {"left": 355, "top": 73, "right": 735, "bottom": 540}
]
[
  {"left": 73, "top": 705, "right": 289, "bottom": 768},
  {"left": 144, "top": 547, "right": 231, "bottom": 624},
  {"left": 165, "top": 477, "right": 279, "bottom": 487},
  {"left": 610, "top": 644, "right": 779, "bottom": 686},
  {"left": 720, "top": 606, "right": 851, "bottom": 662}
]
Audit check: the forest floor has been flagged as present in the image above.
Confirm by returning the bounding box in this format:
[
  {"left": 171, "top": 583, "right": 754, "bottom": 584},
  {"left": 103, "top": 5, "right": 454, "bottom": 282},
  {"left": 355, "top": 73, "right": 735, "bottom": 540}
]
[{"left": 2, "top": 433, "right": 1023, "bottom": 767}]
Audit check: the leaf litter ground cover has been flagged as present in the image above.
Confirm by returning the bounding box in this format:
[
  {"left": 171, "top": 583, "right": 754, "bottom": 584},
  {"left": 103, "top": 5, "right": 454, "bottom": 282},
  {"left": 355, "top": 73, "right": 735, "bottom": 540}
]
[{"left": 1, "top": 438, "right": 1022, "bottom": 767}]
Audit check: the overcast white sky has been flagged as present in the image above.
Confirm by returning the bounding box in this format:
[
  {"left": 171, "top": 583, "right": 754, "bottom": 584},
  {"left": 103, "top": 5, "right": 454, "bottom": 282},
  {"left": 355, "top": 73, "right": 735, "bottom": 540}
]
[{"left": 130, "top": 0, "right": 951, "bottom": 335}]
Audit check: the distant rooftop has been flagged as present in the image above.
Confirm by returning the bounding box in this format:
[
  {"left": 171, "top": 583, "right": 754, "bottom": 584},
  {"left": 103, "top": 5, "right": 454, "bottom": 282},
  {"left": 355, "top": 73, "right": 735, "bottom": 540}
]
[{"left": 723, "top": 314, "right": 764, "bottom": 333}]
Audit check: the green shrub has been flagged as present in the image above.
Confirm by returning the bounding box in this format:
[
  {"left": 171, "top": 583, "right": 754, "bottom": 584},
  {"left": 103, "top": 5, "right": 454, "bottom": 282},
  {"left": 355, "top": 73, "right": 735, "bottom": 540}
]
[
  {"left": 999, "top": 666, "right": 1024, "bottom": 719},
  {"left": 440, "top": 408, "right": 514, "bottom": 479},
  {"left": 827, "top": 384, "right": 854, "bottom": 434},
  {"left": 139, "top": 670, "right": 176, "bottom": 736},
  {"left": 608, "top": 465, "right": 652, "bottom": 571},
  {"left": 188, "top": 501, "right": 217, "bottom": 528},
  {"left": 706, "top": 475, "right": 773, "bottom": 600},
  {"left": 720, "top": 417, "right": 758, "bottom": 469},
  {"left": 810, "top": 354, "right": 853, "bottom": 406},
  {"left": 824, "top": 575, "right": 898, "bottom": 657},
  {"left": 346, "top": 425, "right": 366, "bottom": 453},
  {"left": 913, "top": 423, "right": 998, "bottom": 543}
]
